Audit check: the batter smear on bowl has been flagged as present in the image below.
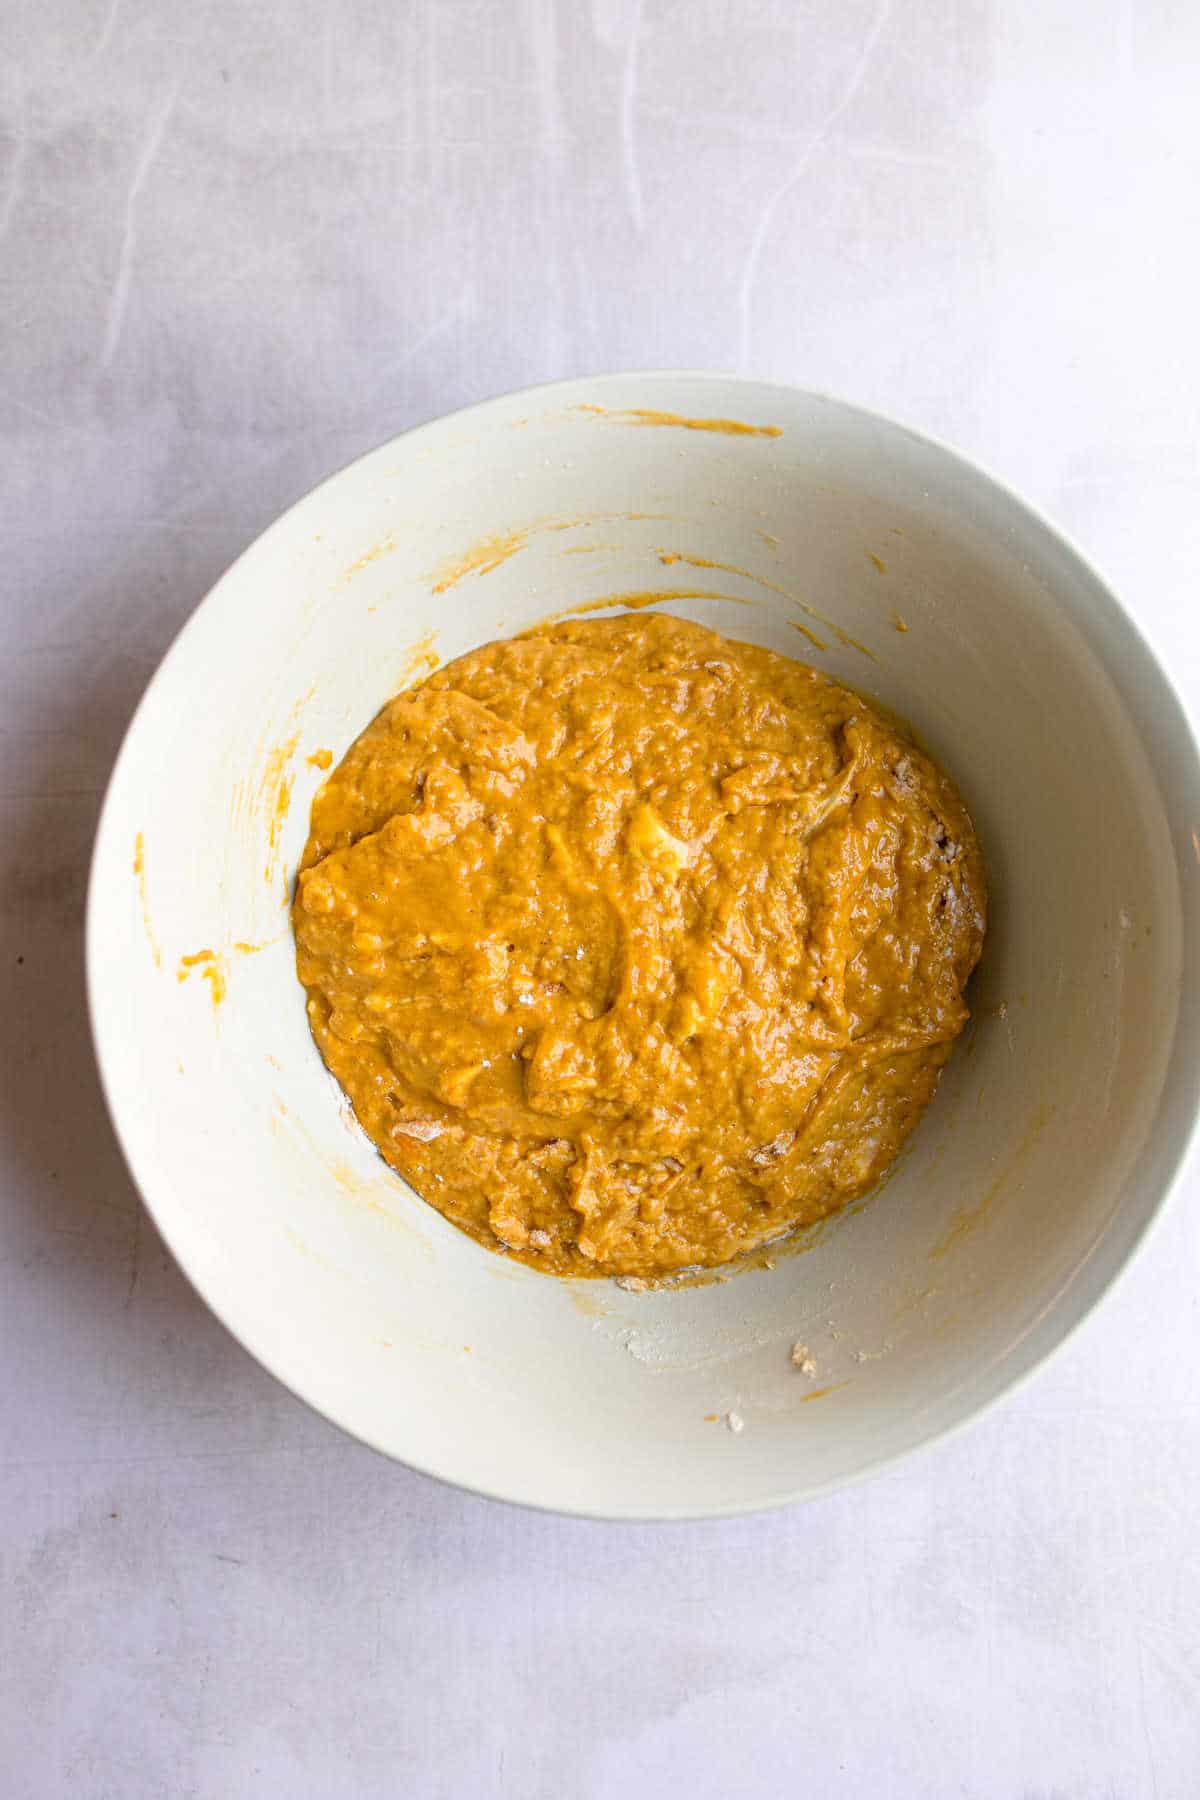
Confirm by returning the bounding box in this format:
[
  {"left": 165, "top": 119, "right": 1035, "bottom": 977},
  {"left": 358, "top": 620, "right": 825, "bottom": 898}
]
[{"left": 293, "top": 614, "right": 985, "bottom": 1280}]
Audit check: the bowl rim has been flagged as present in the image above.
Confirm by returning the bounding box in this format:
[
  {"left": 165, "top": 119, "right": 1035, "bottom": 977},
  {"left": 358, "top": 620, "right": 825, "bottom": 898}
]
[{"left": 86, "top": 370, "right": 1200, "bottom": 1520}]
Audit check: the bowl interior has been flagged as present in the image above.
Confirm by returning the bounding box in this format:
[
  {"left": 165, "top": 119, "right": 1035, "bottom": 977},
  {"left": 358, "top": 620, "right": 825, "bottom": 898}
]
[{"left": 89, "top": 376, "right": 1200, "bottom": 1516}]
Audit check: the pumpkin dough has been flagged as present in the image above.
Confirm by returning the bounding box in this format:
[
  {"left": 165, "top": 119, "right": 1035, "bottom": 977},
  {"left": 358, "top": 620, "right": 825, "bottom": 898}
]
[{"left": 293, "top": 614, "right": 985, "bottom": 1279}]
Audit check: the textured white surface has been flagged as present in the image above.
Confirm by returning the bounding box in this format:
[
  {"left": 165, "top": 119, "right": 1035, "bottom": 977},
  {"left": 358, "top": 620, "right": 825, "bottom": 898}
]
[{"left": 3, "top": 1, "right": 1199, "bottom": 1794}]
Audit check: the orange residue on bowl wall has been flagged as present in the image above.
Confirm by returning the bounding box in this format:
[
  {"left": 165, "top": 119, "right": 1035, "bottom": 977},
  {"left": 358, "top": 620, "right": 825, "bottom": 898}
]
[
  {"left": 132, "top": 832, "right": 162, "bottom": 968},
  {"left": 928, "top": 1102, "right": 1055, "bottom": 1260},
  {"left": 396, "top": 630, "right": 440, "bottom": 686},
  {"left": 566, "top": 1283, "right": 612, "bottom": 1319},
  {"left": 177, "top": 948, "right": 227, "bottom": 1009},
  {"left": 657, "top": 551, "right": 878, "bottom": 660},
  {"left": 787, "top": 621, "right": 830, "bottom": 653},
  {"left": 230, "top": 687, "right": 314, "bottom": 908},
  {"left": 658, "top": 551, "right": 824, "bottom": 646},
  {"left": 428, "top": 513, "right": 678, "bottom": 599},
  {"left": 270, "top": 1093, "right": 435, "bottom": 1257},
  {"left": 545, "top": 588, "right": 756, "bottom": 624},
  {"left": 337, "top": 533, "right": 398, "bottom": 587},
  {"left": 262, "top": 732, "right": 299, "bottom": 885},
  {"left": 307, "top": 747, "right": 333, "bottom": 770},
  {"left": 573, "top": 404, "right": 783, "bottom": 439},
  {"left": 432, "top": 529, "right": 528, "bottom": 593}
]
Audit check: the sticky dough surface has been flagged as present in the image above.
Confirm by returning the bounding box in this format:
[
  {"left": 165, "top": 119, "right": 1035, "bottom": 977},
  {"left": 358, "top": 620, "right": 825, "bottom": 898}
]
[{"left": 293, "top": 614, "right": 986, "bottom": 1279}]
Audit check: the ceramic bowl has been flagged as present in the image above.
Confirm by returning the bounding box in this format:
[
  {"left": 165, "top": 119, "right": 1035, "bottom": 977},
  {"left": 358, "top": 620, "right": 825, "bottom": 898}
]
[{"left": 88, "top": 374, "right": 1200, "bottom": 1518}]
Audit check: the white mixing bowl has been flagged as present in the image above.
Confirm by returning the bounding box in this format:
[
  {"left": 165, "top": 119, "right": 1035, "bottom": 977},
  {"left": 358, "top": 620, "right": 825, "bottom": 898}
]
[{"left": 88, "top": 374, "right": 1200, "bottom": 1518}]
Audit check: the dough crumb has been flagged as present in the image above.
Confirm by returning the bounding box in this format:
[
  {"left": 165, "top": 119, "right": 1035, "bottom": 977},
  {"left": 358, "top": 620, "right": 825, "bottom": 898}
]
[
  {"left": 726, "top": 1410, "right": 745, "bottom": 1434},
  {"left": 790, "top": 1342, "right": 818, "bottom": 1375},
  {"left": 614, "top": 1275, "right": 649, "bottom": 1292},
  {"left": 391, "top": 1118, "right": 444, "bottom": 1142},
  {"left": 528, "top": 1229, "right": 552, "bottom": 1249}
]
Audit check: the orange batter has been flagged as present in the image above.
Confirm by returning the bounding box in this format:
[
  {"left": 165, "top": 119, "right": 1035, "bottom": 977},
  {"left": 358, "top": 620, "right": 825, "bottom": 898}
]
[{"left": 293, "top": 614, "right": 985, "bottom": 1279}]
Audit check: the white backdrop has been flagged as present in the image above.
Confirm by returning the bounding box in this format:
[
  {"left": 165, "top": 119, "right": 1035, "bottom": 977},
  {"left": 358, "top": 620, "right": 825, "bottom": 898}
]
[{"left": 3, "top": 2, "right": 1199, "bottom": 1795}]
